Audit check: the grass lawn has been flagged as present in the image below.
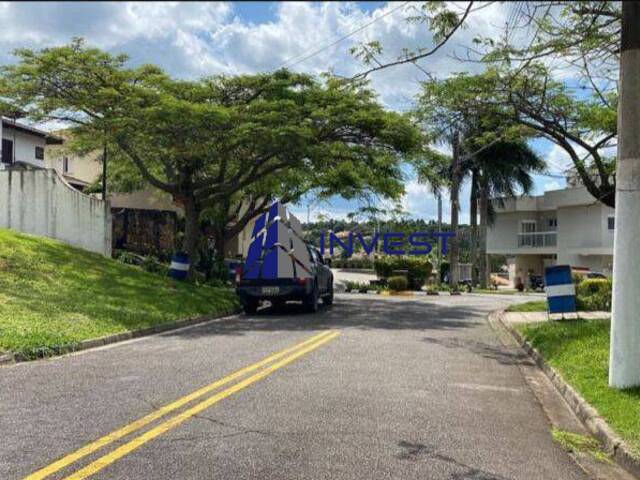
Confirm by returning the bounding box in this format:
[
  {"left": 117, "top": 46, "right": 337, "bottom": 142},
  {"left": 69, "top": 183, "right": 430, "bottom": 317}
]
[
  {"left": 506, "top": 300, "right": 548, "bottom": 312},
  {"left": 518, "top": 319, "right": 640, "bottom": 456},
  {"left": 0, "top": 229, "right": 239, "bottom": 359}
]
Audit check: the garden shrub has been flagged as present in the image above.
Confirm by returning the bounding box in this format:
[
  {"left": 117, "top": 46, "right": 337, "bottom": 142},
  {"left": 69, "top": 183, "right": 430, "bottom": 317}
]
[
  {"left": 374, "top": 256, "right": 432, "bottom": 290},
  {"left": 576, "top": 278, "right": 612, "bottom": 311},
  {"left": 141, "top": 255, "right": 168, "bottom": 275},
  {"left": 387, "top": 275, "right": 408, "bottom": 292},
  {"left": 330, "top": 257, "right": 373, "bottom": 269}
]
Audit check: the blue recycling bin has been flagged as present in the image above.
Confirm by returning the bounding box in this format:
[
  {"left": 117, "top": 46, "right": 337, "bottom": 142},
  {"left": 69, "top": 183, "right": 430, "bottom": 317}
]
[
  {"left": 544, "top": 265, "right": 576, "bottom": 314},
  {"left": 168, "top": 252, "right": 190, "bottom": 280}
]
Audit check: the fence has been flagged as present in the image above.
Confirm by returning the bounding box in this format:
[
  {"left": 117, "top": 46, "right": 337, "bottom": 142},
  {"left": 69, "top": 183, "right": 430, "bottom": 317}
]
[{"left": 0, "top": 168, "right": 112, "bottom": 256}]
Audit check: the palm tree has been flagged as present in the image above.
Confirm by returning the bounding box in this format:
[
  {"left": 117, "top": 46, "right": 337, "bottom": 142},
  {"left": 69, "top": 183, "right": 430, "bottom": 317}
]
[
  {"left": 467, "top": 141, "right": 545, "bottom": 288},
  {"left": 412, "top": 147, "right": 451, "bottom": 285}
]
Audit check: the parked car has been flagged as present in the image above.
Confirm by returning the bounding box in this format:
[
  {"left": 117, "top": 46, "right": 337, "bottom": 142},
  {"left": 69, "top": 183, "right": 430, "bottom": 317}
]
[
  {"left": 236, "top": 245, "right": 333, "bottom": 314},
  {"left": 586, "top": 272, "right": 607, "bottom": 279}
]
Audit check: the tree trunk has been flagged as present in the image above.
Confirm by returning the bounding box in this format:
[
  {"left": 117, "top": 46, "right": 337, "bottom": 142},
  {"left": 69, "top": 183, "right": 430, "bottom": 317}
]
[
  {"left": 478, "top": 178, "right": 489, "bottom": 289},
  {"left": 610, "top": 1, "right": 640, "bottom": 389},
  {"left": 469, "top": 169, "right": 479, "bottom": 286},
  {"left": 449, "top": 131, "right": 461, "bottom": 289},
  {"left": 437, "top": 193, "right": 443, "bottom": 285},
  {"left": 181, "top": 196, "right": 200, "bottom": 275}
]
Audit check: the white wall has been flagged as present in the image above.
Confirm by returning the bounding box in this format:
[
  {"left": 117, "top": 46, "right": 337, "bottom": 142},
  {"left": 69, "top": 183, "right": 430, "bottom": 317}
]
[
  {"left": 2, "top": 127, "right": 46, "bottom": 168},
  {"left": 0, "top": 169, "right": 112, "bottom": 256}
]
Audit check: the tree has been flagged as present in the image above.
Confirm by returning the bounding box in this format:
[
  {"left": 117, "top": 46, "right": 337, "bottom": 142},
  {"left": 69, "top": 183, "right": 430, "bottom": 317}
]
[
  {"left": 468, "top": 140, "right": 544, "bottom": 287},
  {"left": 462, "top": 2, "right": 620, "bottom": 207},
  {"left": 351, "top": 1, "right": 479, "bottom": 79},
  {"left": 411, "top": 147, "right": 450, "bottom": 282},
  {"left": 0, "top": 40, "right": 421, "bottom": 270}
]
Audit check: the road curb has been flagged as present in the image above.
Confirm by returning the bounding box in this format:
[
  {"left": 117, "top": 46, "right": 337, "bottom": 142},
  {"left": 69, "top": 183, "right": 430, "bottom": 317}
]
[
  {"left": 2, "top": 307, "right": 241, "bottom": 365},
  {"left": 495, "top": 310, "right": 640, "bottom": 477}
]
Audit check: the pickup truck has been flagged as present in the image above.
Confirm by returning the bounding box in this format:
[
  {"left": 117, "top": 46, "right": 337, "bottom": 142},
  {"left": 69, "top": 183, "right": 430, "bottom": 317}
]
[{"left": 236, "top": 245, "right": 333, "bottom": 314}]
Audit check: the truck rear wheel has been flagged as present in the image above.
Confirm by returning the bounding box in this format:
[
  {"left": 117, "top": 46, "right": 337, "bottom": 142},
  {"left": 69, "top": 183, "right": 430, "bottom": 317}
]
[
  {"left": 304, "top": 284, "right": 319, "bottom": 313},
  {"left": 242, "top": 298, "right": 258, "bottom": 315},
  {"left": 322, "top": 282, "right": 334, "bottom": 305}
]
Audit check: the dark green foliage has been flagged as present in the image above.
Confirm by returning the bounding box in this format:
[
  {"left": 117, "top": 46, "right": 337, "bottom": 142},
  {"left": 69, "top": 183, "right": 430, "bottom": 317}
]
[
  {"left": 387, "top": 276, "right": 408, "bottom": 292},
  {"left": 374, "top": 256, "right": 433, "bottom": 291},
  {"left": 576, "top": 279, "right": 612, "bottom": 312},
  {"left": 331, "top": 257, "right": 374, "bottom": 269}
]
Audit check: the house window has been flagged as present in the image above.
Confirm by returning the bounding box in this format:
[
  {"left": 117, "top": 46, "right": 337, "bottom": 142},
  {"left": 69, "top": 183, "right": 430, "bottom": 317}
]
[
  {"left": 1, "top": 139, "right": 13, "bottom": 164},
  {"left": 548, "top": 218, "right": 558, "bottom": 228},
  {"left": 35, "top": 146, "right": 44, "bottom": 160},
  {"left": 608, "top": 216, "right": 615, "bottom": 230},
  {"left": 521, "top": 220, "right": 537, "bottom": 233},
  {"left": 63, "top": 156, "right": 69, "bottom": 174}
]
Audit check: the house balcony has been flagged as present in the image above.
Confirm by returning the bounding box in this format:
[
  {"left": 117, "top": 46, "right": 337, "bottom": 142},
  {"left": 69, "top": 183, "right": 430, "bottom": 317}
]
[{"left": 517, "top": 231, "right": 557, "bottom": 248}]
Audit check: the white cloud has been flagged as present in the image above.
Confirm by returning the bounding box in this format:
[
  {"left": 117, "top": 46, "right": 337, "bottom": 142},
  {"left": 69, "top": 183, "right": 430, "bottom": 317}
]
[
  {"left": 545, "top": 143, "right": 580, "bottom": 173},
  {"left": 0, "top": 1, "right": 504, "bottom": 223},
  {"left": 543, "top": 180, "right": 562, "bottom": 192}
]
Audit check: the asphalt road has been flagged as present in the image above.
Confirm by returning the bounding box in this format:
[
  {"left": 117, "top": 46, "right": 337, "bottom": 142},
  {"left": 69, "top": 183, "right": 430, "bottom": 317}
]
[{"left": 1, "top": 294, "right": 591, "bottom": 480}]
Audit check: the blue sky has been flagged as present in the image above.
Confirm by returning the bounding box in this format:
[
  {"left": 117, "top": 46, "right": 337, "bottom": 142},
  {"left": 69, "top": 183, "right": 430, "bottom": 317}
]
[{"left": 0, "top": 1, "right": 577, "bottom": 224}]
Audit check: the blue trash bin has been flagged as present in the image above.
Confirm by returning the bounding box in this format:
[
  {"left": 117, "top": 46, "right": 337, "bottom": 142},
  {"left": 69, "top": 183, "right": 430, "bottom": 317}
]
[{"left": 168, "top": 252, "right": 190, "bottom": 280}]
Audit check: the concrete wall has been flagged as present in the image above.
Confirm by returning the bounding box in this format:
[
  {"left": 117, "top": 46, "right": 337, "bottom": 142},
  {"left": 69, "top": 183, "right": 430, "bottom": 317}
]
[{"left": 0, "top": 169, "right": 112, "bottom": 256}]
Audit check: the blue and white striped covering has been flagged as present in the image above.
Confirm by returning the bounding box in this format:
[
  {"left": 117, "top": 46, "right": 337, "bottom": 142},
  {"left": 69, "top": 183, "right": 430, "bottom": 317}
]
[
  {"left": 168, "top": 252, "right": 190, "bottom": 280},
  {"left": 544, "top": 265, "right": 576, "bottom": 314}
]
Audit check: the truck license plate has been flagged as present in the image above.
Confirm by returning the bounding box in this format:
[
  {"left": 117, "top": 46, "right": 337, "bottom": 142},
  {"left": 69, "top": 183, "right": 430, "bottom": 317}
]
[{"left": 261, "top": 286, "right": 280, "bottom": 295}]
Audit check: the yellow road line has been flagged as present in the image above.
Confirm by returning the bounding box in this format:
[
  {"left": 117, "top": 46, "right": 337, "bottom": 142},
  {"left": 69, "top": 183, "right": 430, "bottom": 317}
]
[
  {"left": 23, "top": 330, "right": 334, "bottom": 480},
  {"left": 64, "top": 331, "right": 340, "bottom": 480}
]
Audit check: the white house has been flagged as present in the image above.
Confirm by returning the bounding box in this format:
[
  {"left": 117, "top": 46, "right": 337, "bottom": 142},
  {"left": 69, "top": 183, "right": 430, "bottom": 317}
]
[
  {"left": 0, "top": 116, "right": 62, "bottom": 169},
  {"left": 487, "top": 183, "right": 614, "bottom": 286}
]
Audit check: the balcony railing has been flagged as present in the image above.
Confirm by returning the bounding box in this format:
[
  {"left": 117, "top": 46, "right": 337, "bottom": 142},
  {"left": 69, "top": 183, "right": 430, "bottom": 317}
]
[{"left": 517, "top": 231, "right": 557, "bottom": 248}]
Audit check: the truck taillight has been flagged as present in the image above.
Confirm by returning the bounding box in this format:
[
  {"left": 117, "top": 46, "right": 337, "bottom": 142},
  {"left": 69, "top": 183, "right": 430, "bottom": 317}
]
[
  {"left": 235, "top": 265, "right": 243, "bottom": 284},
  {"left": 295, "top": 277, "right": 309, "bottom": 286}
]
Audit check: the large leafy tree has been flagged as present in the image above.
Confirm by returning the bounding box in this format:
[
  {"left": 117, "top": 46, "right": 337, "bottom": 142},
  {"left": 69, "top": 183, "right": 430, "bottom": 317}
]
[
  {"left": 0, "top": 40, "right": 421, "bottom": 267},
  {"left": 467, "top": 2, "right": 620, "bottom": 207}
]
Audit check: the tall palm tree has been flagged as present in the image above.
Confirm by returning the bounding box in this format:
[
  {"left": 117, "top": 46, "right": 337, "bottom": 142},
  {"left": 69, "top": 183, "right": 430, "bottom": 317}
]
[
  {"left": 467, "top": 141, "right": 545, "bottom": 288},
  {"left": 412, "top": 147, "right": 451, "bottom": 285}
]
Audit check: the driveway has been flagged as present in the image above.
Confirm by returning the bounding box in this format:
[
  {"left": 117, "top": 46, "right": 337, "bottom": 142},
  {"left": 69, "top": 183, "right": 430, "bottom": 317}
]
[{"left": 0, "top": 294, "right": 590, "bottom": 480}]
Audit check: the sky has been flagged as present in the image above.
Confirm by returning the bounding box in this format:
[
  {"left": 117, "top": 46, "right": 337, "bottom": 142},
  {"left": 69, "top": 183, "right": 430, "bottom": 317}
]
[{"left": 0, "top": 1, "right": 577, "bottom": 224}]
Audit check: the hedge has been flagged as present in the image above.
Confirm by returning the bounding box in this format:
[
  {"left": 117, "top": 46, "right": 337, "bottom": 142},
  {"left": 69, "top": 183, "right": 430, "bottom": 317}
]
[
  {"left": 388, "top": 276, "right": 408, "bottom": 292},
  {"left": 576, "top": 278, "right": 612, "bottom": 312},
  {"left": 374, "top": 256, "right": 433, "bottom": 291}
]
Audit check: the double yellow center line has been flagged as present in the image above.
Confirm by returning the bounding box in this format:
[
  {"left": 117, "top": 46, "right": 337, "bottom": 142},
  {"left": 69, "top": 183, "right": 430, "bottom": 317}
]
[{"left": 24, "top": 330, "right": 339, "bottom": 480}]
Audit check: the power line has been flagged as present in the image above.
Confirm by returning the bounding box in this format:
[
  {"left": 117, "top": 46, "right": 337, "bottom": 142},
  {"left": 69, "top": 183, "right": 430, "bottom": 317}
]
[{"left": 275, "top": 2, "right": 410, "bottom": 71}]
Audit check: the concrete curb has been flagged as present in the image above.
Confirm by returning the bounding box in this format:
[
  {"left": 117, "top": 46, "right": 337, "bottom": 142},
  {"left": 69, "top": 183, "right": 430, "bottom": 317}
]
[
  {"left": 1, "top": 307, "right": 241, "bottom": 365},
  {"left": 496, "top": 311, "right": 640, "bottom": 477}
]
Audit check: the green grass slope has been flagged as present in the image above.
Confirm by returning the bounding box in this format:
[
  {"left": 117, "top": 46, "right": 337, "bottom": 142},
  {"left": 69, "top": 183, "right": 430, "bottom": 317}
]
[
  {"left": 0, "top": 229, "right": 238, "bottom": 359},
  {"left": 519, "top": 319, "right": 640, "bottom": 455}
]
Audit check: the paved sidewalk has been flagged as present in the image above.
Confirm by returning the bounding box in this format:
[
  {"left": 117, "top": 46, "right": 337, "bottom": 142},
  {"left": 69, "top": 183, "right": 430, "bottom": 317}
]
[{"left": 502, "top": 311, "right": 611, "bottom": 326}]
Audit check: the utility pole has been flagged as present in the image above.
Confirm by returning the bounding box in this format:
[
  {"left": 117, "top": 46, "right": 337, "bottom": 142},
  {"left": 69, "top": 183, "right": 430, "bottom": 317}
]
[
  {"left": 610, "top": 1, "right": 640, "bottom": 389},
  {"left": 449, "top": 131, "right": 461, "bottom": 290}
]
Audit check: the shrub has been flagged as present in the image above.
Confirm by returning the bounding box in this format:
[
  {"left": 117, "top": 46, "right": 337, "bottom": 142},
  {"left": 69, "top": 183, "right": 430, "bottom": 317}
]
[
  {"left": 572, "top": 273, "right": 584, "bottom": 285},
  {"left": 330, "top": 257, "right": 373, "bottom": 269},
  {"left": 141, "top": 255, "right": 168, "bottom": 275},
  {"left": 388, "top": 275, "right": 408, "bottom": 292},
  {"left": 440, "top": 261, "right": 450, "bottom": 283},
  {"left": 116, "top": 250, "right": 143, "bottom": 266},
  {"left": 373, "top": 256, "right": 433, "bottom": 291},
  {"left": 576, "top": 278, "right": 612, "bottom": 311}
]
